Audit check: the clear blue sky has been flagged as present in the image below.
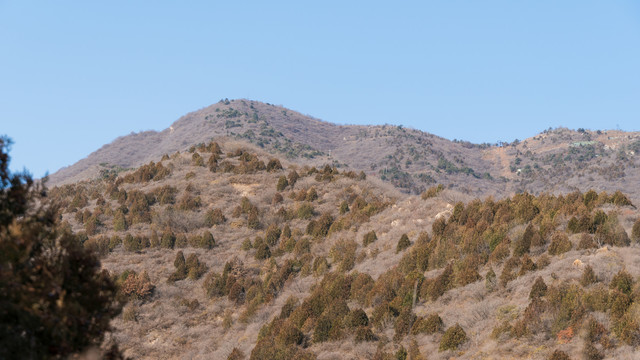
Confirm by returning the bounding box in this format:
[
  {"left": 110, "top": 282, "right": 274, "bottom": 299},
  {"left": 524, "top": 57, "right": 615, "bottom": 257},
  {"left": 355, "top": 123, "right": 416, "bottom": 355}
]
[{"left": 1, "top": 1, "right": 639, "bottom": 178}]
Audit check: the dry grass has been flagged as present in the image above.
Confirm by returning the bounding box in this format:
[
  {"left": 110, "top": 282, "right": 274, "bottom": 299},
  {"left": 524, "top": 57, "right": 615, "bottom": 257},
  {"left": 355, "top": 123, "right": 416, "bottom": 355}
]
[{"left": 48, "top": 139, "right": 640, "bottom": 360}]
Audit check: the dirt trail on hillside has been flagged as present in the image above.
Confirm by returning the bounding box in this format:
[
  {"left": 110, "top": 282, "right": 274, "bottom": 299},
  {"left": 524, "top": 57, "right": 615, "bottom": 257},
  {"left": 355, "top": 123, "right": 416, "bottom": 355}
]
[{"left": 489, "top": 147, "right": 512, "bottom": 179}]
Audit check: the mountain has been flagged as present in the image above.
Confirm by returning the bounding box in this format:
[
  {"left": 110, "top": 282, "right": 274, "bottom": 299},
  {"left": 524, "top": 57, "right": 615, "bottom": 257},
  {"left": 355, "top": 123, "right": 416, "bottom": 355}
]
[
  {"left": 49, "top": 99, "right": 640, "bottom": 202},
  {"left": 48, "top": 140, "right": 640, "bottom": 359}
]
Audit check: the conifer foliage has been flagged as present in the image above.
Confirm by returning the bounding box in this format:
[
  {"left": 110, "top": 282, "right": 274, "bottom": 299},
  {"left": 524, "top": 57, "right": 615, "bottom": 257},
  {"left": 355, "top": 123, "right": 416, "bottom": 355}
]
[{"left": 0, "top": 137, "right": 121, "bottom": 359}]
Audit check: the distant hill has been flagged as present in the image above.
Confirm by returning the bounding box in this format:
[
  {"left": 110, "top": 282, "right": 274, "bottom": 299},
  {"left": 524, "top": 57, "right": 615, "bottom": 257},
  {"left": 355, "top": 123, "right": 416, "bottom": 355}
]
[{"left": 49, "top": 99, "right": 640, "bottom": 202}]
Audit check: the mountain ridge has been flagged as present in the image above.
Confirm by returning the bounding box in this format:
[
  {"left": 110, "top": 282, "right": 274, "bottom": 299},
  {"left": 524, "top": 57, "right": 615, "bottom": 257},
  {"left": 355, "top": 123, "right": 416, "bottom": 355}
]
[{"left": 49, "top": 99, "right": 640, "bottom": 203}]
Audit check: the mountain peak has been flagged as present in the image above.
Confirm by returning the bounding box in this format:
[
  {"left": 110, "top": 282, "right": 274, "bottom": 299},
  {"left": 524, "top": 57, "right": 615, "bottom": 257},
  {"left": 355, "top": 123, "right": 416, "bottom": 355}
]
[{"left": 49, "top": 101, "right": 640, "bottom": 203}]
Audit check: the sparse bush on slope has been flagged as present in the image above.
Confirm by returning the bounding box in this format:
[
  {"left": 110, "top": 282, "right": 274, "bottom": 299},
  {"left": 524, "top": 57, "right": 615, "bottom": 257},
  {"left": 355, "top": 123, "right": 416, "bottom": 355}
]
[{"left": 41, "top": 136, "right": 640, "bottom": 359}]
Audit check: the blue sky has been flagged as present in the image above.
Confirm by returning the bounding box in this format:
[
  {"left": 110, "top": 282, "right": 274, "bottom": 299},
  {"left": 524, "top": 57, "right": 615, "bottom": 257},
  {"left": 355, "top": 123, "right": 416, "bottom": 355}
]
[{"left": 1, "top": 1, "right": 639, "bottom": 178}]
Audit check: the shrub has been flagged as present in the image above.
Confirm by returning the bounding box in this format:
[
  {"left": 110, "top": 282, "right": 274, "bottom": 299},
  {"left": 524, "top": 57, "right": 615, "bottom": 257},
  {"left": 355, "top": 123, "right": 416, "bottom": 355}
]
[
  {"left": 198, "top": 231, "right": 216, "bottom": 249},
  {"left": 247, "top": 210, "right": 260, "bottom": 229},
  {"left": 583, "top": 284, "right": 610, "bottom": 312},
  {"left": 421, "top": 184, "right": 444, "bottom": 199},
  {"left": 439, "top": 324, "right": 467, "bottom": 351},
  {"left": 313, "top": 315, "right": 332, "bottom": 343},
  {"left": 585, "top": 317, "right": 607, "bottom": 344},
  {"left": 312, "top": 257, "right": 330, "bottom": 277},
  {"left": 456, "top": 255, "right": 481, "bottom": 286},
  {"left": 241, "top": 238, "right": 252, "bottom": 251},
  {"left": 188, "top": 234, "right": 202, "bottom": 247},
  {"left": 339, "top": 201, "right": 349, "bottom": 214},
  {"left": 611, "top": 190, "right": 633, "bottom": 207},
  {"left": 583, "top": 342, "right": 604, "bottom": 360},
  {"left": 254, "top": 237, "right": 271, "bottom": 260},
  {"left": 228, "top": 282, "right": 245, "bottom": 304},
  {"left": 512, "top": 319, "right": 528, "bottom": 338},
  {"left": 548, "top": 350, "right": 570, "bottom": 360},
  {"left": 432, "top": 217, "right": 446, "bottom": 237},
  {"left": 276, "top": 176, "right": 289, "bottom": 191},
  {"left": 347, "top": 308, "right": 369, "bottom": 328},
  {"left": 161, "top": 230, "right": 176, "bottom": 249},
  {"left": 265, "top": 224, "right": 282, "bottom": 246},
  {"left": 168, "top": 251, "right": 187, "bottom": 283},
  {"left": 279, "top": 296, "right": 299, "bottom": 320},
  {"left": 578, "top": 233, "right": 597, "bottom": 249},
  {"left": 84, "top": 215, "right": 101, "bottom": 236},
  {"left": 499, "top": 257, "right": 520, "bottom": 287},
  {"left": 548, "top": 282, "right": 585, "bottom": 334},
  {"left": 149, "top": 230, "right": 160, "bottom": 248},
  {"left": 84, "top": 236, "right": 111, "bottom": 257},
  {"left": 354, "top": 326, "right": 375, "bottom": 342},
  {"left": 427, "top": 263, "right": 454, "bottom": 300},
  {"left": 227, "top": 348, "right": 244, "bottom": 360},
  {"left": 293, "top": 238, "right": 310, "bottom": 255},
  {"left": 307, "top": 213, "right": 333, "bottom": 238},
  {"left": 175, "top": 234, "right": 187, "bottom": 248},
  {"left": 122, "top": 161, "right": 170, "bottom": 183},
  {"left": 632, "top": 219, "right": 640, "bottom": 243},
  {"left": 123, "top": 234, "right": 142, "bottom": 252},
  {"left": 609, "top": 290, "right": 632, "bottom": 319},
  {"left": 396, "top": 234, "right": 411, "bottom": 253},
  {"left": 296, "top": 202, "right": 314, "bottom": 219},
  {"left": 282, "top": 237, "right": 296, "bottom": 253},
  {"left": 485, "top": 268, "right": 497, "bottom": 292},
  {"left": 186, "top": 253, "right": 208, "bottom": 280},
  {"left": 276, "top": 321, "right": 304, "bottom": 346},
  {"left": 272, "top": 192, "right": 283, "bottom": 204},
  {"left": 204, "top": 208, "right": 226, "bottom": 226},
  {"left": 174, "top": 250, "right": 186, "bottom": 269},
  {"left": 177, "top": 193, "right": 201, "bottom": 211},
  {"left": 305, "top": 187, "right": 318, "bottom": 201},
  {"left": 329, "top": 239, "right": 357, "bottom": 272},
  {"left": 362, "top": 230, "right": 377, "bottom": 247},
  {"left": 350, "top": 272, "right": 375, "bottom": 305},
  {"left": 568, "top": 216, "right": 582, "bottom": 234},
  {"left": 595, "top": 217, "right": 630, "bottom": 247},
  {"left": 581, "top": 265, "right": 597, "bottom": 287},
  {"left": 113, "top": 210, "right": 127, "bottom": 231},
  {"left": 530, "top": 277, "right": 548, "bottom": 299},
  {"left": 491, "top": 321, "right": 513, "bottom": 340},
  {"left": 394, "top": 308, "right": 417, "bottom": 340},
  {"left": 288, "top": 170, "right": 299, "bottom": 186},
  {"left": 202, "top": 272, "right": 226, "bottom": 298},
  {"left": 191, "top": 152, "right": 204, "bottom": 166},
  {"left": 412, "top": 313, "right": 443, "bottom": 334},
  {"left": 153, "top": 185, "right": 177, "bottom": 205},
  {"left": 548, "top": 232, "right": 572, "bottom": 255},
  {"left": 514, "top": 224, "right": 534, "bottom": 256},
  {"left": 266, "top": 158, "right": 283, "bottom": 172},
  {"left": 395, "top": 346, "right": 408, "bottom": 360},
  {"left": 518, "top": 254, "right": 537, "bottom": 275},
  {"left": 294, "top": 188, "right": 307, "bottom": 201},
  {"left": 489, "top": 241, "right": 510, "bottom": 263},
  {"left": 109, "top": 235, "right": 122, "bottom": 250},
  {"left": 537, "top": 254, "right": 551, "bottom": 269},
  {"left": 610, "top": 269, "right": 634, "bottom": 295},
  {"left": 120, "top": 271, "right": 155, "bottom": 301},
  {"left": 613, "top": 311, "right": 640, "bottom": 346}
]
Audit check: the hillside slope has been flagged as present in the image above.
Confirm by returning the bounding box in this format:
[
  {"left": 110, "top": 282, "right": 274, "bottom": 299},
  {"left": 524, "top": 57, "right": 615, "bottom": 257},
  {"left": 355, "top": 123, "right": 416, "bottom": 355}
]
[
  {"left": 49, "top": 99, "right": 640, "bottom": 202},
  {"left": 48, "top": 142, "right": 640, "bottom": 359}
]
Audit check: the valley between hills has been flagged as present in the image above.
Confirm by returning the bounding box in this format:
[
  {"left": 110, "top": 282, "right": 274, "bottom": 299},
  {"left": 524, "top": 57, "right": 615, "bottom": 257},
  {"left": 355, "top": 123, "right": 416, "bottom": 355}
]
[{"left": 42, "top": 100, "right": 640, "bottom": 359}]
